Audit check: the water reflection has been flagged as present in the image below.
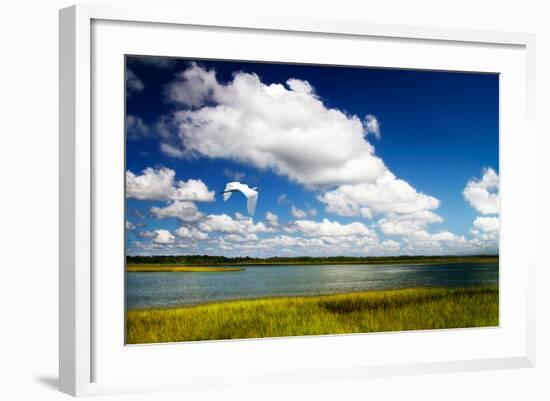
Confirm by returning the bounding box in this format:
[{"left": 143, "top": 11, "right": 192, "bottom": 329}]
[{"left": 126, "top": 263, "right": 498, "bottom": 309}]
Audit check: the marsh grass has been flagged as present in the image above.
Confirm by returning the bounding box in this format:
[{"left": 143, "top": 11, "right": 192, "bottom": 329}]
[
  {"left": 126, "top": 286, "right": 498, "bottom": 344},
  {"left": 126, "top": 265, "right": 243, "bottom": 273}
]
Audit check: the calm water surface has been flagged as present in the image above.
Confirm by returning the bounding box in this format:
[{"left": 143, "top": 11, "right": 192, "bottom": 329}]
[{"left": 126, "top": 262, "right": 498, "bottom": 309}]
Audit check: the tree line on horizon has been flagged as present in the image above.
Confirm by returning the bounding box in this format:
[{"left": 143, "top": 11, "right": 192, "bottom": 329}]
[{"left": 126, "top": 254, "right": 498, "bottom": 265}]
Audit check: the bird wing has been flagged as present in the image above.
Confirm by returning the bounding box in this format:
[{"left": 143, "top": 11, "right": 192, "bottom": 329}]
[
  {"left": 246, "top": 191, "right": 258, "bottom": 216},
  {"left": 223, "top": 182, "right": 258, "bottom": 215},
  {"left": 223, "top": 182, "right": 237, "bottom": 202}
]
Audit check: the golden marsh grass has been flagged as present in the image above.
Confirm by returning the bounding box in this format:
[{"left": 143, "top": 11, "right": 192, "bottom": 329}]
[{"left": 126, "top": 286, "right": 499, "bottom": 344}]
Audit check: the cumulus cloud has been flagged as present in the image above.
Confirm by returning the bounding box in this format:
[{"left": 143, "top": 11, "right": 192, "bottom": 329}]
[
  {"left": 265, "top": 211, "right": 279, "bottom": 227},
  {"left": 150, "top": 201, "right": 203, "bottom": 222},
  {"left": 127, "top": 167, "right": 174, "bottom": 200},
  {"left": 224, "top": 233, "right": 260, "bottom": 243},
  {"left": 152, "top": 229, "right": 175, "bottom": 244},
  {"left": 380, "top": 240, "right": 401, "bottom": 252},
  {"left": 199, "top": 213, "right": 272, "bottom": 235},
  {"left": 286, "top": 78, "right": 314, "bottom": 94},
  {"left": 162, "top": 64, "right": 446, "bottom": 227},
  {"left": 126, "top": 220, "right": 136, "bottom": 230},
  {"left": 291, "top": 206, "right": 308, "bottom": 219},
  {"left": 473, "top": 216, "right": 499, "bottom": 233},
  {"left": 463, "top": 168, "right": 499, "bottom": 215},
  {"left": 126, "top": 167, "right": 215, "bottom": 202},
  {"left": 291, "top": 218, "right": 375, "bottom": 238},
  {"left": 172, "top": 179, "right": 215, "bottom": 202},
  {"left": 378, "top": 210, "right": 443, "bottom": 236},
  {"left": 127, "top": 64, "right": 499, "bottom": 257},
  {"left": 318, "top": 170, "right": 440, "bottom": 218},
  {"left": 160, "top": 143, "right": 185, "bottom": 158},
  {"left": 364, "top": 114, "right": 381, "bottom": 140},
  {"left": 375, "top": 210, "right": 473, "bottom": 254},
  {"left": 166, "top": 63, "right": 387, "bottom": 188},
  {"left": 174, "top": 225, "right": 209, "bottom": 240},
  {"left": 463, "top": 169, "right": 500, "bottom": 254},
  {"left": 126, "top": 69, "right": 144, "bottom": 94},
  {"left": 163, "top": 63, "right": 443, "bottom": 230},
  {"left": 469, "top": 229, "right": 499, "bottom": 252},
  {"left": 400, "top": 230, "right": 466, "bottom": 254},
  {"left": 126, "top": 115, "right": 150, "bottom": 140},
  {"left": 137, "top": 230, "right": 156, "bottom": 239},
  {"left": 167, "top": 64, "right": 218, "bottom": 107},
  {"left": 245, "top": 227, "right": 393, "bottom": 257}
]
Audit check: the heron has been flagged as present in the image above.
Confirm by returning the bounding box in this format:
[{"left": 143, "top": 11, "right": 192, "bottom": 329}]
[{"left": 222, "top": 182, "right": 259, "bottom": 216}]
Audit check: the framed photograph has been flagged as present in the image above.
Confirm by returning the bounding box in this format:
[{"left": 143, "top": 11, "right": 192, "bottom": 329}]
[{"left": 59, "top": 4, "right": 536, "bottom": 397}]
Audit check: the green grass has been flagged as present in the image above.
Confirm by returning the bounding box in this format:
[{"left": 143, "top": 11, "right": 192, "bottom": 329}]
[
  {"left": 126, "top": 286, "right": 499, "bottom": 344},
  {"left": 126, "top": 264, "right": 243, "bottom": 273}
]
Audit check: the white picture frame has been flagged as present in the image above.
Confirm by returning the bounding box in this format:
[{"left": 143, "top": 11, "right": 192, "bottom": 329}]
[{"left": 59, "top": 4, "right": 536, "bottom": 397}]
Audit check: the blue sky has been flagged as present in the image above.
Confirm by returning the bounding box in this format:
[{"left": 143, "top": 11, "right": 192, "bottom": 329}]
[{"left": 125, "top": 56, "right": 499, "bottom": 257}]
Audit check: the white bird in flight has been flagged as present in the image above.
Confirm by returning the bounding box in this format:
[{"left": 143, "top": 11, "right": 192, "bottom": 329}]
[{"left": 222, "top": 182, "right": 259, "bottom": 216}]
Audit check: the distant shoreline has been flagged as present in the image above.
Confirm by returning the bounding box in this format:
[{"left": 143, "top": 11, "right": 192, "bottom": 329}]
[{"left": 126, "top": 255, "right": 498, "bottom": 270}]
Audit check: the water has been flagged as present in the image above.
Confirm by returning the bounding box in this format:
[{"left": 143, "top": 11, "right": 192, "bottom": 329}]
[{"left": 126, "top": 262, "right": 498, "bottom": 310}]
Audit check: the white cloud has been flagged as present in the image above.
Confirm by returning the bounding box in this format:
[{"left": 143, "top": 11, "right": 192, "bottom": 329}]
[
  {"left": 469, "top": 229, "right": 499, "bottom": 252},
  {"left": 199, "top": 213, "right": 272, "bottom": 235},
  {"left": 278, "top": 194, "right": 290, "bottom": 205},
  {"left": 319, "top": 170, "right": 440, "bottom": 218},
  {"left": 126, "top": 115, "right": 150, "bottom": 140},
  {"left": 160, "top": 143, "right": 185, "bottom": 158},
  {"left": 473, "top": 216, "right": 499, "bottom": 233},
  {"left": 248, "top": 229, "right": 394, "bottom": 257},
  {"left": 127, "top": 167, "right": 174, "bottom": 200},
  {"left": 400, "top": 230, "right": 467, "bottom": 254},
  {"left": 150, "top": 201, "right": 203, "bottom": 222},
  {"left": 126, "top": 167, "right": 214, "bottom": 202},
  {"left": 174, "top": 225, "right": 209, "bottom": 240},
  {"left": 265, "top": 211, "right": 279, "bottom": 227},
  {"left": 375, "top": 210, "right": 478, "bottom": 255},
  {"left": 126, "top": 220, "right": 136, "bottom": 230},
  {"left": 224, "top": 233, "right": 259, "bottom": 243},
  {"left": 291, "top": 206, "right": 308, "bottom": 219},
  {"left": 168, "top": 64, "right": 218, "bottom": 107},
  {"left": 162, "top": 64, "right": 446, "bottom": 228},
  {"left": 155, "top": 115, "right": 178, "bottom": 141},
  {"left": 462, "top": 169, "right": 500, "bottom": 253},
  {"left": 364, "top": 114, "right": 381, "bottom": 140},
  {"left": 291, "top": 218, "right": 375, "bottom": 238},
  {"left": 126, "top": 69, "right": 144, "bottom": 94},
  {"left": 137, "top": 230, "right": 156, "bottom": 238},
  {"left": 172, "top": 178, "right": 215, "bottom": 202},
  {"left": 378, "top": 210, "right": 443, "bottom": 236},
  {"left": 463, "top": 168, "right": 499, "bottom": 215},
  {"left": 167, "top": 63, "right": 387, "bottom": 188},
  {"left": 152, "top": 229, "right": 175, "bottom": 244},
  {"left": 126, "top": 65, "right": 500, "bottom": 257},
  {"left": 380, "top": 240, "right": 401, "bottom": 252},
  {"left": 286, "top": 78, "right": 314, "bottom": 94},
  {"left": 259, "top": 235, "right": 303, "bottom": 248}
]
